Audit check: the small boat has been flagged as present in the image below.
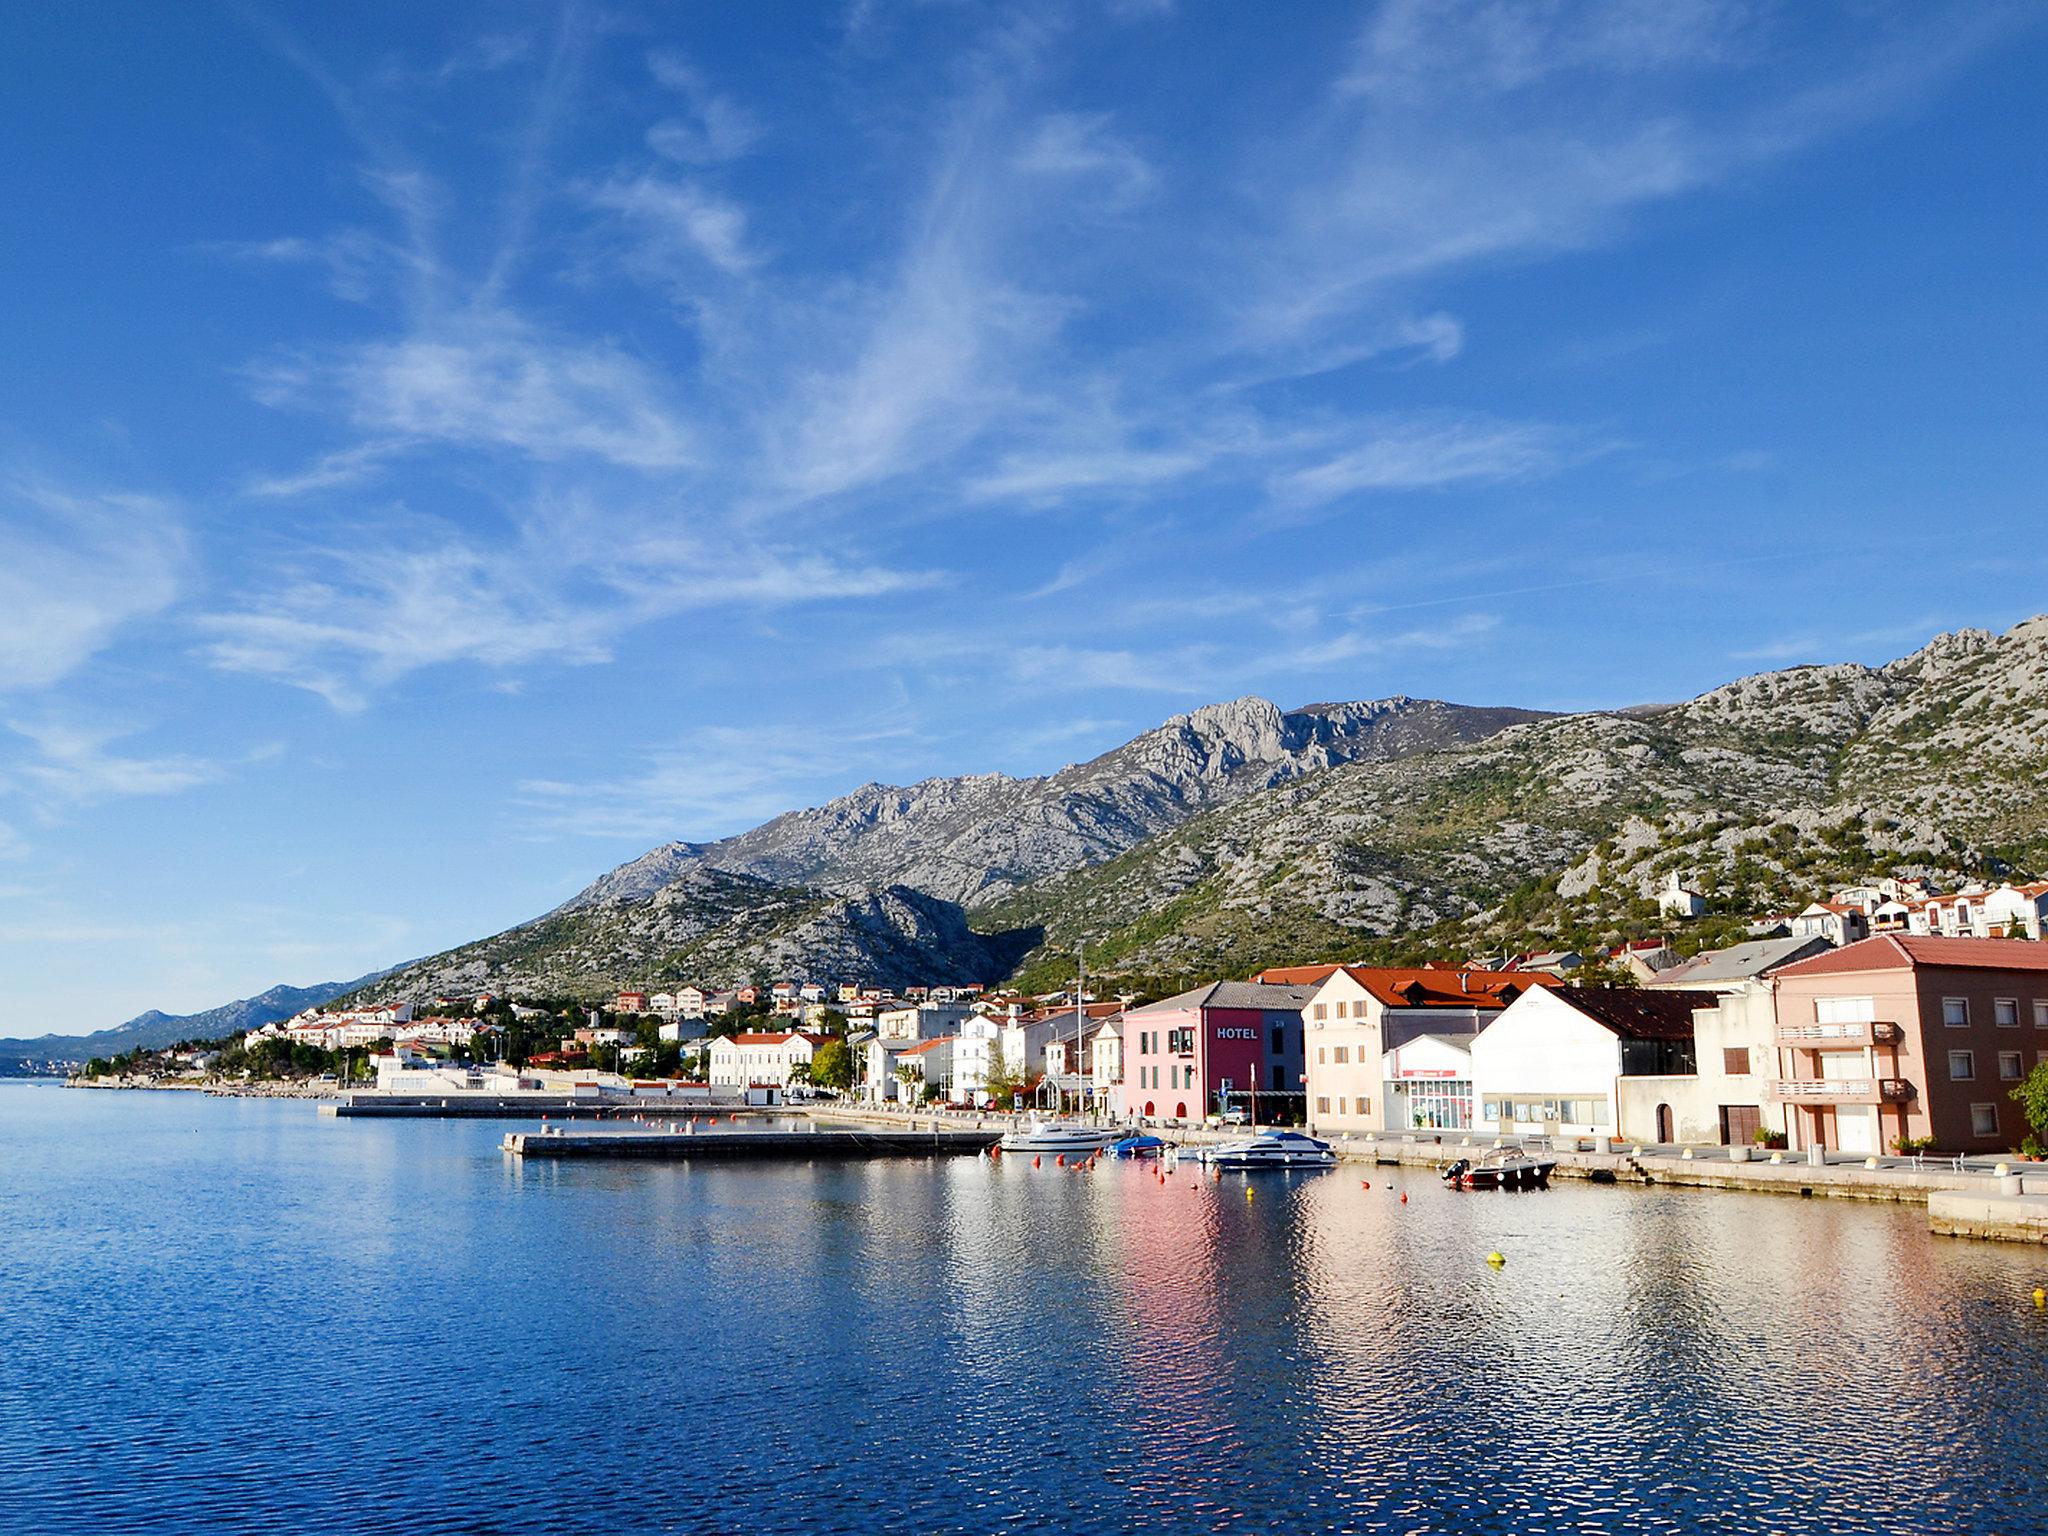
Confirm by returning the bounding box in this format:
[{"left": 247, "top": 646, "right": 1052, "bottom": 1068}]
[
  {"left": 1197, "top": 1129, "right": 1336, "bottom": 1169},
  {"left": 1106, "top": 1133, "right": 1170, "bottom": 1159},
  {"left": 999, "top": 1114, "right": 1120, "bottom": 1154},
  {"left": 1440, "top": 1151, "right": 1555, "bottom": 1190}
]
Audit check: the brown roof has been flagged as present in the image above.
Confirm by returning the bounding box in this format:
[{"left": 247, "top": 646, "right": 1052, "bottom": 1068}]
[
  {"left": 1773, "top": 934, "right": 2048, "bottom": 978},
  {"left": 1550, "top": 986, "right": 1714, "bottom": 1042}
]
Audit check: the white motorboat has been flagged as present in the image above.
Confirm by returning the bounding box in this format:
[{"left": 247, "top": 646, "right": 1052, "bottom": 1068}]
[
  {"left": 1197, "top": 1129, "right": 1337, "bottom": 1169},
  {"left": 998, "top": 1114, "right": 1120, "bottom": 1154}
]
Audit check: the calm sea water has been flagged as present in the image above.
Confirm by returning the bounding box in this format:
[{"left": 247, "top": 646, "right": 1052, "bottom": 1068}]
[{"left": 3, "top": 1082, "right": 2046, "bottom": 1536}]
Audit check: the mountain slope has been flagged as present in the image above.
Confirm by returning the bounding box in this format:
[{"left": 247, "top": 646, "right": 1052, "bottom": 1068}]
[
  {"left": 562, "top": 696, "right": 1549, "bottom": 911},
  {"left": 369, "top": 867, "right": 1038, "bottom": 1001},
  {"left": 982, "top": 617, "right": 2048, "bottom": 989}
]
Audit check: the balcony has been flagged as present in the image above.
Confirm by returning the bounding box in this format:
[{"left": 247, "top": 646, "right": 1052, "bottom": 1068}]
[
  {"left": 1765, "top": 1077, "right": 1915, "bottom": 1106},
  {"left": 1775, "top": 1020, "right": 1903, "bottom": 1048}
]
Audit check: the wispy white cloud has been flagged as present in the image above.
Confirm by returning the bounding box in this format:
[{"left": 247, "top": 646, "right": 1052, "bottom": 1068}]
[
  {"left": 1013, "top": 112, "right": 1154, "bottom": 204},
  {"left": 4, "top": 719, "right": 226, "bottom": 809},
  {"left": 250, "top": 315, "right": 695, "bottom": 470},
  {"left": 646, "top": 50, "right": 764, "bottom": 164},
  {"left": 1270, "top": 416, "right": 1583, "bottom": 506},
  {"left": 0, "top": 477, "right": 185, "bottom": 692},
  {"left": 198, "top": 512, "right": 945, "bottom": 710},
  {"left": 588, "top": 173, "right": 762, "bottom": 276}
]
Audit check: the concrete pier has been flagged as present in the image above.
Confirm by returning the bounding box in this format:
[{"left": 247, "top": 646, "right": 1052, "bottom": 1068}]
[
  {"left": 321, "top": 1094, "right": 744, "bottom": 1120},
  {"left": 503, "top": 1125, "right": 1001, "bottom": 1159},
  {"left": 1929, "top": 1190, "right": 2048, "bottom": 1244},
  {"left": 1345, "top": 1133, "right": 2032, "bottom": 1207}
]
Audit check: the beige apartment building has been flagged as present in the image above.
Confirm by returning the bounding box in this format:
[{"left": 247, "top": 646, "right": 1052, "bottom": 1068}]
[{"left": 1302, "top": 967, "right": 1553, "bottom": 1135}]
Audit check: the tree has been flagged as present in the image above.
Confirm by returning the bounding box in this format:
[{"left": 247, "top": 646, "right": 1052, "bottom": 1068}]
[
  {"left": 2013, "top": 1061, "right": 2048, "bottom": 1157},
  {"left": 811, "top": 1038, "right": 853, "bottom": 1094},
  {"left": 984, "top": 1044, "right": 1025, "bottom": 1107},
  {"left": 788, "top": 1060, "right": 815, "bottom": 1089}
]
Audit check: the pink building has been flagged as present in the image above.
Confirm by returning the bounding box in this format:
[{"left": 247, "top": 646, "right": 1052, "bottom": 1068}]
[
  {"left": 1119, "top": 981, "right": 1313, "bottom": 1124},
  {"left": 1770, "top": 935, "right": 2048, "bottom": 1153}
]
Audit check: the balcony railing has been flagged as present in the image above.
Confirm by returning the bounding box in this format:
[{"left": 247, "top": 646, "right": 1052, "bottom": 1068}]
[
  {"left": 1765, "top": 1077, "right": 1915, "bottom": 1105},
  {"left": 1775, "top": 1020, "right": 1903, "bottom": 1047}
]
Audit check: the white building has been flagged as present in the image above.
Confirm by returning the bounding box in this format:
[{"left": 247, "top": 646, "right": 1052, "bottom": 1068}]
[
  {"left": 1657, "top": 871, "right": 1707, "bottom": 920},
  {"left": 1791, "top": 902, "right": 1869, "bottom": 948},
  {"left": 890, "top": 1036, "right": 953, "bottom": 1101},
  {"left": 1470, "top": 985, "right": 1713, "bottom": 1141},
  {"left": 1090, "top": 1016, "right": 1123, "bottom": 1099},
  {"left": 876, "top": 1002, "right": 972, "bottom": 1042},
  {"left": 707, "top": 1031, "right": 828, "bottom": 1089}
]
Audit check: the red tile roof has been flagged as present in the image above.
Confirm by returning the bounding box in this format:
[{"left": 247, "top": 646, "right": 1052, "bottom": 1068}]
[
  {"left": 1252, "top": 964, "right": 1345, "bottom": 985},
  {"left": 1774, "top": 934, "right": 2048, "bottom": 977},
  {"left": 1337, "top": 966, "right": 1561, "bottom": 1010}
]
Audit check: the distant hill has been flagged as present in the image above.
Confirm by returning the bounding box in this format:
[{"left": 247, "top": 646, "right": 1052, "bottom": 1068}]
[{"left": 0, "top": 972, "right": 394, "bottom": 1071}]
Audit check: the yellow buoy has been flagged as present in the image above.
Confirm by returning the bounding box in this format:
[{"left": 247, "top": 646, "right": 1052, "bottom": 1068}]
[
  {"left": 1486, "top": 1251, "right": 1506, "bottom": 1268},
  {"left": 2035, "top": 1288, "right": 2045, "bottom": 1308},
  {"left": 1246, "top": 1187, "right": 1255, "bottom": 1201}
]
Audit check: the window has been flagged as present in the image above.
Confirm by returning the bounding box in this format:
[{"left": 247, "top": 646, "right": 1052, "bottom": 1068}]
[
  {"left": 1315, "top": 1096, "right": 1330, "bottom": 1114},
  {"left": 1948, "top": 1050, "right": 1975, "bottom": 1081},
  {"left": 2001, "top": 1052, "right": 2025, "bottom": 1081},
  {"left": 1971, "top": 1103, "right": 2000, "bottom": 1138},
  {"left": 1269, "top": 1028, "right": 1285, "bottom": 1055},
  {"left": 1996, "top": 999, "right": 2020, "bottom": 1028},
  {"left": 1817, "top": 996, "right": 1876, "bottom": 1024},
  {"left": 1332, "top": 1046, "right": 1349, "bottom": 1065},
  {"left": 2036, "top": 1001, "right": 2048, "bottom": 1030},
  {"left": 1313, "top": 1004, "right": 1327, "bottom": 1021},
  {"left": 1943, "top": 997, "right": 1970, "bottom": 1028},
  {"left": 1316, "top": 1046, "right": 1326, "bottom": 1064},
  {"left": 1722, "top": 1047, "right": 1751, "bottom": 1076}
]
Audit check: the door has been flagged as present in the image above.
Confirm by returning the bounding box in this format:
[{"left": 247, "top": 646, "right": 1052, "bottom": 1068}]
[
  {"left": 1837, "top": 1106, "right": 1877, "bottom": 1154},
  {"left": 1720, "top": 1104, "right": 1761, "bottom": 1147},
  {"left": 1655, "top": 1103, "right": 1674, "bottom": 1143}
]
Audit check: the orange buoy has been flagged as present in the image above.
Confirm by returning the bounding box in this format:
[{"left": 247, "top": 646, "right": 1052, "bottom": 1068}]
[
  {"left": 1033, "top": 1155, "right": 1041, "bottom": 1168},
  {"left": 1056, "top": 1153, "right": 1066, "bottom": 1168},
  {"left": 1361, "top": 1180, "right": 1370, "bottom": 1189},
  {"left": 1400, "top": 1192, "right": 1408, "bottom": 1204}
]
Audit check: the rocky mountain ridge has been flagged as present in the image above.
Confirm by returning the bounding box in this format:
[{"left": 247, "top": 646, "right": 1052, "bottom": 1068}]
[
  {"left": 561, "top": 695, "right": 1549, "bottom": 911},
  {"left": 985, "top": 617, "right": 2048, "bottom": 990}
]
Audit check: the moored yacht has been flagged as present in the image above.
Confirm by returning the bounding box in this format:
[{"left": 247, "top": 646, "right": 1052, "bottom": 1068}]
[
  {"left": 1196, "top": 1128, "right": 1336, "bottom": 1169},
  {"left": 999, "top": 1113, "right": 1120, "bottom": 1154}
]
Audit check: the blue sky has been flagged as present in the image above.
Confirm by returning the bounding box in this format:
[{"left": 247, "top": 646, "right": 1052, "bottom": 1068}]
[{"left": 3, "top": 0, "right": 2047, "bottom": 1032}]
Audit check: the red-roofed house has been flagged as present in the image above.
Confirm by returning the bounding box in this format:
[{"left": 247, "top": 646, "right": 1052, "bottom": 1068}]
[
  {"left": 706, "top": 1030, "right": 831, "bottom": 1089},
  {"left": 1769, "top": 935, "right": 2048, "bottom": 1153},
  {"left": 1303, "top": 967, "right": 1559, "bottom": 1135}
]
